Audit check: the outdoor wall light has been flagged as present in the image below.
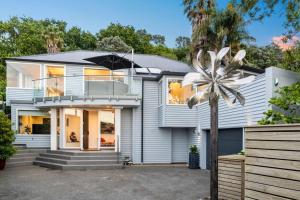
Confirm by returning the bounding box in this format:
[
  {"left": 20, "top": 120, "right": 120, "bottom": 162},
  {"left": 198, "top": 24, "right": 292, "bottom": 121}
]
[{"left": 274, "top": 78, "right": 279, "bottom": 86}]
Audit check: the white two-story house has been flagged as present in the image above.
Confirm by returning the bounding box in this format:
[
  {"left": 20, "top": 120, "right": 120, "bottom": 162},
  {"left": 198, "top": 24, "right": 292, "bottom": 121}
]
[{"left": 6, "top": 50, "right": 200, "bottom": 166}]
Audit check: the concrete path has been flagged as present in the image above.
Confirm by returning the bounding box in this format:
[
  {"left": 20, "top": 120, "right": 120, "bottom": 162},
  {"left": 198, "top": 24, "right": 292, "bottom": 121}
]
[{"left": 0, "top": 165, "right": 209, "bottom": 200}]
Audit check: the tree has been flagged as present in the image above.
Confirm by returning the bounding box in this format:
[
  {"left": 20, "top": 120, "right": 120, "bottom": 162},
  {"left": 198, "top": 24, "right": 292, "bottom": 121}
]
[
  {"left": 175, "top": 36, "right": 191, "bottom": 48},
  {"left": 96, "top": 23, "right": 152, "bottom": 53},
  {"left": 282, "top": 43, "right": 300, "bottom": 72},
  {"left": 97, "top": 36, "right": 132, "bottom": 52},
  {"left": 258, "top": 82, "right": 300, "bottom": 125},
  {"left": 64, "top": 26, "right": 97, "bottom": 50},
  {"left": 174, "top": 36, "right": 191, "bottom": 62},
  {"left": 151, "top": 34, "right": 165, "bottom": 45},
  {"left": 183, "top": 47, "right": 255, "bottom": 199},
  {"left": 0, "top": 111, "right": 16, "bottom": 162},
  {"left": 149, "top": 45, "right": 178, "bottom": 60},
  {"left": 244, "top": 44, "right": 284, "bottom": 69},
  {"left": 183, "top": 0, "right": 215, "bottom": 57},
  {"left": 42, "top": 25, "right": 64, "bottom": 53}
]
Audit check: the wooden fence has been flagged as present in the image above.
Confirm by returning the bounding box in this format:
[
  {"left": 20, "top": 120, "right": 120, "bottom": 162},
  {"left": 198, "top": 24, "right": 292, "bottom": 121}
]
[
  {"left": 218, "top": 155, "right": 245, "bottom": 200},
  {"left": 245, "top": 124, "right": 300, "bottom": 199}
]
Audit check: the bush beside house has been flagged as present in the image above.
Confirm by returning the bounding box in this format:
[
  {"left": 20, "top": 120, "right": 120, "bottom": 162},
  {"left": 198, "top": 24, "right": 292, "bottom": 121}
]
[{"left": 0, "top": 111, "right": 16, "bottom": 170}]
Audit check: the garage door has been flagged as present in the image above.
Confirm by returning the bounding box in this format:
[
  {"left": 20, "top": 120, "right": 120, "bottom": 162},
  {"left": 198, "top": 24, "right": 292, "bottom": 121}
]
[{"left": 206, "top": 128, "right": 243, "bottom": 169}]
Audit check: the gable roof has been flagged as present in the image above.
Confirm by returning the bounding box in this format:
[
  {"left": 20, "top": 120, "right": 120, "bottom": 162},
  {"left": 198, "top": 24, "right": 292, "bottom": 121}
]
[{"left": 5, "top": 50, "right": 193, "bottom": 73}]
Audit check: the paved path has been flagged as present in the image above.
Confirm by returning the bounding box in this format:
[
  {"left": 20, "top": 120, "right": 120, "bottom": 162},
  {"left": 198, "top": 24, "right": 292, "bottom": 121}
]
[{"left": 0, "top": 165, "right": 209, "bottom": 200}]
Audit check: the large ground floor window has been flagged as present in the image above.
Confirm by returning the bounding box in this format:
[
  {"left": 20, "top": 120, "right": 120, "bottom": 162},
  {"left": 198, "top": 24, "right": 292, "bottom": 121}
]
[{"left": 18, "top": 110, "right": 50, "bottom": 134}]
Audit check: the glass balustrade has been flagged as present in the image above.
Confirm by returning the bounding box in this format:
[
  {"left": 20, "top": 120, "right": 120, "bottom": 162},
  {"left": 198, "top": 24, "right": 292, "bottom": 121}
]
[{"left": 32, "top": 75, "right": 142, "bottom": 98}]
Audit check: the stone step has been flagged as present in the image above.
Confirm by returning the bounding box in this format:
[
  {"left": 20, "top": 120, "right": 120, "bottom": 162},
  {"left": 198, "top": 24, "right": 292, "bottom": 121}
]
[
  {"left": 33, "top": 160, "right": 123, "bottom": 170},
  {"left": 6, "top": 161, "right": 33, "bottom": 168},
  {"left": 39, "top": 153, "right": 118, "bottom": 160},
  {"left": 47, "top": 150, "right": 119, "bottom": 156},
  {"left": 36, "top": 157, "right": 119, "bottom": 165}
]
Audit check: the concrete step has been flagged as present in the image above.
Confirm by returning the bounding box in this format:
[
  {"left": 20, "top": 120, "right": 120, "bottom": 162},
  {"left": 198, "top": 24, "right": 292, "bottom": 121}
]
[
  {"left": 6, "top": 161, "right": 33, "bottom": 167},
  {"left": 39, "top": 153, "right": 118, "bottom": 160},
  {"left": 36, "top": 157, "right": 119, "bottom": 165},
  {"left": 13, "top": 152, "right": 40, "bottom": 158},
  {"left": 33, "top": 160, "right": 123, "bottom": 170},
  {"left": 47, "top": 150, "right": 119, "bottom": 156},
  {"left": 17, "top": 149, "right": 48, "bottom": 154}
]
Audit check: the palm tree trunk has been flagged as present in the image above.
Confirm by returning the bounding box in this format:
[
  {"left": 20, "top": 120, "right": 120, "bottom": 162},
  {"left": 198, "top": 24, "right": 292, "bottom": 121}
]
[{"left": 210, "top": 95, "right": 218, "bottom": 200}]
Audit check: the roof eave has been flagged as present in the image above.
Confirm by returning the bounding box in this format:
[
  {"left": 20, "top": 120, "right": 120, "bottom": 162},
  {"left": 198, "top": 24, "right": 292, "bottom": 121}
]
[{"left": 4, "top": 58, "right": 97, "bottom": 66}]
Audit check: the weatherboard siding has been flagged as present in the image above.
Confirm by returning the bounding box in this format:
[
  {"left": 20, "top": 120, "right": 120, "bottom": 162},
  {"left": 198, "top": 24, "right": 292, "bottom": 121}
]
[
  {"left": 121, "top": 108, "right": 132, "bottom": 159},
  {"left": 198, "top": 74, "right": 267, "bottom": 129},
  {"left": 162, "top": 105, "right": 197, "bottom": 127},
  {"left": 132, "top": 106, "right": 142, "bottom": 163},
  {"left": 143, "top": 81, "right": 172, "bottom": 163},
  {"left": 65, "top": 65, "right": 84, "bottom": 96},
  {"left": 6, "top": 88, "right": 34, "bottom": 105},
  {"left": 14, "top": 134, "right": 50, "bottom": 148}
]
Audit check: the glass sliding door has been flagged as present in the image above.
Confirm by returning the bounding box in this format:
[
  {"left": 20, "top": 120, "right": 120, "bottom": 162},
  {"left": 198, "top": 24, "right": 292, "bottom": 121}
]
[
  {"left": 64, "top": 108, "right": 81, "bottom": 148},
  {"left": 100, "top": 110, "right": 115, "bottom": 149},
  {"left": 46, "top": 65, "right": 64, "bottom": 97}
]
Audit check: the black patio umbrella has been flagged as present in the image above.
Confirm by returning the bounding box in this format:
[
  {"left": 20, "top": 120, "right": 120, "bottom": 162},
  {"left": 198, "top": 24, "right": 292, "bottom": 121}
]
[{"left": 84, "top": 53, "right": 142, "bottom": 70}]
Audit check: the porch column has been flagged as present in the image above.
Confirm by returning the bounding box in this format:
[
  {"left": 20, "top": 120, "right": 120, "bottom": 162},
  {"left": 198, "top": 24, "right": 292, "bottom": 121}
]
[
  {"left": 59, "top": 108, "right": 65, "bottom": 149},
  {"left": 50, "top": 108, "right": 57, "bottom": 150},
  {"left": 115, "top": 108, "right": 121, "bottom": 153}
]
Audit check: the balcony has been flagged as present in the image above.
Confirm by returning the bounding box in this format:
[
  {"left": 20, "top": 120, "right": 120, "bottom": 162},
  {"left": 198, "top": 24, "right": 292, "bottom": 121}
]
[{"left": 32, "top": 75, "right": 142, "bottom": 107}]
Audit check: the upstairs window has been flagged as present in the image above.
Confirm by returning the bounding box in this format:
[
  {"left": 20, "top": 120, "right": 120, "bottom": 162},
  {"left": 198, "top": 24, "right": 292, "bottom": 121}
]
[
  {"left": 167, "top": 78, "right": 195, "bottom": 105},
  {"left": 6, "top": 62, "right": 41, "bottom": 88}
]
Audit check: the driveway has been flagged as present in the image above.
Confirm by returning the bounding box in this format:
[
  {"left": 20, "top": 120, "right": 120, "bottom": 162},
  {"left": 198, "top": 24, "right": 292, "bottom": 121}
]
[{"left": 0, "top": 165, "right": 209, "bottom": 200}]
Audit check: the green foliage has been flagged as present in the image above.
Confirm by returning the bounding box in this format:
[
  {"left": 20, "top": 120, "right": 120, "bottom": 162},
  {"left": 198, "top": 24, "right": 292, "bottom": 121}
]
[
  {"left": 244, "top": 44, "right": 284, "bottom": 69},
  {"left": 96, "top": 23, "right": 152, "bottom": 54},
  {"left": 97, "top": 36, "right": 132, "bottom": 52},
  {"left": 174, "top": 36, "right": 191, "bottom": 62},
  {"left": 0, "top": 111, "right": 16, "bottom": 160},
  {"left": 258, "top": 82, "right": 300, "bottom": 125},
  {"left": 282, "top": 43, "right": 300, "bottom": 72},
  {"left": 64, "top": 26, "right": 97, "bottom": 50},
  {"left": 189, "top": 144, "right": 199, "bottom": 154},
  {"left": 148, "top": 45, "right": 178, "bottom": 60},
  {"left": 151, "top": 34, "right": 165, "bottom": 46}
]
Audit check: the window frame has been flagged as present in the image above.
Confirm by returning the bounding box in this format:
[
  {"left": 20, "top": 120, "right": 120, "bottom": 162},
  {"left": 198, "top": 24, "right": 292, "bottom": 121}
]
[
  {"left": 43, "top": 64, "right": 66, "bottom": 97},
  {"left": 6, "top": 61, "right": 42, "bottom": 89},
  {"left": 16, "top": 108, "right": 50, "bottom": 135},
  {"left": 166, "top": 77, "right": 192, "bottom": 106}
]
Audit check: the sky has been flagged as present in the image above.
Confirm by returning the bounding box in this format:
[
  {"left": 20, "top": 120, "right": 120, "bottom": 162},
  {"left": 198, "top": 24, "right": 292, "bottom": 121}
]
[{"left": 0, "top": 0, "right": 288, "bottom": 47}]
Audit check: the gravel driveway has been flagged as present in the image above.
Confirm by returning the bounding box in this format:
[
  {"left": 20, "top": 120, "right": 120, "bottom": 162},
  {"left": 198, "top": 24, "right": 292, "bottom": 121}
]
[{"left": 0, "top": 165, "right": 209, "bottom": 200}]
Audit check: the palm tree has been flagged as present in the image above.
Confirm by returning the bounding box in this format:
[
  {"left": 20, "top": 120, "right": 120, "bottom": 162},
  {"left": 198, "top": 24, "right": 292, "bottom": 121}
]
[
  {"left": 183, "top": 47, "right": 255, "bottom": 200},
  {"left": 42, "top": 25, "right": 64, "bottom": 53},
  {"left": 183, "top": 0, "right": 215, "bottom": 58}
]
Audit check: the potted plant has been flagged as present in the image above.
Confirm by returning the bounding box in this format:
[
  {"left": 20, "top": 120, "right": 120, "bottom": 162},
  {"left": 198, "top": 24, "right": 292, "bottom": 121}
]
[
  {"left": 0, "top": 111, "right": 16, "bottom": 170},
  {"left": 189, "top": 145, "right": 199, "bottom": 169}
]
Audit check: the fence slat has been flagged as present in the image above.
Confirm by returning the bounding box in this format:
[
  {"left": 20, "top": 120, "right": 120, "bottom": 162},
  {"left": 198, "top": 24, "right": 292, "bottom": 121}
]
[{"left": 245, "top": 124, "right": 300, "bottom": 199}]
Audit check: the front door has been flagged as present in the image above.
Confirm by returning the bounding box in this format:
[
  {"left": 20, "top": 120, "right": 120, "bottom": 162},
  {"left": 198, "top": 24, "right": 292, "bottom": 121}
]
[{"left": 83, "top": 110, "right": 89, "bottom": 150}]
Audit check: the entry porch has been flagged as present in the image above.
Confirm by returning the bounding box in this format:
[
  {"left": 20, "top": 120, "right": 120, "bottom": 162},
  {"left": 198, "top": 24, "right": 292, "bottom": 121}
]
[{"left": 50, "top": 107, "right": 122, "bottom": 152}]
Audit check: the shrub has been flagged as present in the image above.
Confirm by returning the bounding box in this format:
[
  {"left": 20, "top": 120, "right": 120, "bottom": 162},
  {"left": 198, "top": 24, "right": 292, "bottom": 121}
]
[
  {"left": 189, "top": 145, "right": 198, "bottom": 154},
  {"left": 258, "top": 82, "right": 300, "bottom": 125},
  {"left": 0, "top": 112, "right": 16, "bottom": 160}
]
